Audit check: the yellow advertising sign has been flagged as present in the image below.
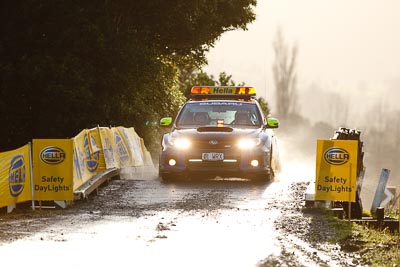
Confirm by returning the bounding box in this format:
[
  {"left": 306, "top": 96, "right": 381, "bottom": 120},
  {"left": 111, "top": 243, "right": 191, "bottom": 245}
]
[
  {"left": 73, "top": 129, "right": 86, "bottom": 189},
  {"left": 33, "top": 139, "right": 73, "bottom": 201},
  {"left": 73, "top": 129, "right": 106, "bottom": 190},
  {"left": 98, "top": 127, "right": 120, "bottom": 169},
  {"left": 0, "top": 144, "right": 32, "bottom": 208},
  {"left": 315, "top": 140, "right": 358, "bottom": 202},
  {"left": 88, "top": 128, "right": 106, "bottom": 172},
  {"left": 118, "top": 127, "right": 144, "bottom": 167},
  {"left": 112, "top": 127, "right": 131, "bottom": 168}
]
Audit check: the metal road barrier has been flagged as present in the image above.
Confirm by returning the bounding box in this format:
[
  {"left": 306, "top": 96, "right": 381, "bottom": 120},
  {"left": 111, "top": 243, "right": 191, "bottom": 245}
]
[{"left": 73, "top": 168, "right": 120, "bottom": 200}]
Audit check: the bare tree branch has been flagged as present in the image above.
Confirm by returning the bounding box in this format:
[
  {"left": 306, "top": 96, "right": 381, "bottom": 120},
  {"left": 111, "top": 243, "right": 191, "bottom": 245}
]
[{"left": 272, "top": 28, "right": 299, "bottom": 119}]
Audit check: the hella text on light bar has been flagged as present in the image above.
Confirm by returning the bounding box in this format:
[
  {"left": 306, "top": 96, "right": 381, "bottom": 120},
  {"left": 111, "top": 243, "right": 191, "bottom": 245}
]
[{"left": 190, "top": 86, "right": 256, "bottom": 97}]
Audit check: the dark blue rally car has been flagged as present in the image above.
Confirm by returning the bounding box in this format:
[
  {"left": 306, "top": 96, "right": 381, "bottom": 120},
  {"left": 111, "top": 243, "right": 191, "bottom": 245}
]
[{"left": 159, "top": 86, "right": 280, "bottom": 181}]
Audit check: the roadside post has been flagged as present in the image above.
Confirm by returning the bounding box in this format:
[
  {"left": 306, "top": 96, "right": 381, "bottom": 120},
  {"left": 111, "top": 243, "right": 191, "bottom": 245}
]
[
  {"left": 380, "top": 186, "right": 396, "bottom": 208},
  {"left": 370, "top": 168, "right": 391, "bottom": 214}
]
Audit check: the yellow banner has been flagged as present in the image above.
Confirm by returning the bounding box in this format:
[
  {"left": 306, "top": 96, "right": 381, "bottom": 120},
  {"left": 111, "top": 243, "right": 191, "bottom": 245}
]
[
  {"left": 32, "top": 139, "right": 73, "bottom": 201},
  {"left": 88, "top": 128, "right": 106, "bottom": 172},
  {"left": 0, "top": 144, "right": 32, "bottom": 208},
  {"left": 73, "top": 130, "right": 87, "bottom": 189},
  {"left": 72, "top": 129, "right": 106, "bottom": 190},
  {"left": 117, "top": 127, "right": 144, "bottom": 166},
  {"left": 315, "top": 140, "right": 358, "bottom": 202},
  {"left": 112, "top": 127, "right": 131, "bottom": 168},
  {"left": 98, "top": 127, "right": 120, "bottom": 169}
]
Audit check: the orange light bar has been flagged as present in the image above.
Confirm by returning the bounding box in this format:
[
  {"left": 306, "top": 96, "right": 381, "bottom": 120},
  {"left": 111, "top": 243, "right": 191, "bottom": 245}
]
[
  {"left": 191, "top": 86, "right": 211, "bottom": 94},
  {"left": 237, "top": 87, "right": 256, "bottom": 95},
  {"left": 190, "top": 86, "right": 256, "bottom": 95}
]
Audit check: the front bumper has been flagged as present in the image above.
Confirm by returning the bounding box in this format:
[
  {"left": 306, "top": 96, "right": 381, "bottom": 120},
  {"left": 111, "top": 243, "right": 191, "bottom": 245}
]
[{"left": 159, "top": 146, "right": 271, "bottom": 179}]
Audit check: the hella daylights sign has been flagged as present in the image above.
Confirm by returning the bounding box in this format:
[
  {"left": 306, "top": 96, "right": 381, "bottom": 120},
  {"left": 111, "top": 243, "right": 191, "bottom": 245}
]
[{"left": 315, "top": 140, "right": 358, "bottom": 202}]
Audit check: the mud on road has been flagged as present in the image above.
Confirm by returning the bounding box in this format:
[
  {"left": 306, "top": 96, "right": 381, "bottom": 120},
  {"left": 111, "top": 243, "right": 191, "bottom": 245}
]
[{"left": 0, "top": 173, "right": 362, "bottom": 267}]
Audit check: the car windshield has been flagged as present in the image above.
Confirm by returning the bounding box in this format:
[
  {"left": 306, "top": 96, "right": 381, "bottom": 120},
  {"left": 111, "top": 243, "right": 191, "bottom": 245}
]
[{"left": 176, "top": 101, "right": 262, "bottom": 128}]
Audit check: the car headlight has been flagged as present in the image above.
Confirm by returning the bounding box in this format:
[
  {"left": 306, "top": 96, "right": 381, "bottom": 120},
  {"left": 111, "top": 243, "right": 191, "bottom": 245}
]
[
  {"left": 238, "top": 138, "right": 261, "bottom": 149},
  {"left": 169, "top": 138, "right": 191, "bottom": 149}
]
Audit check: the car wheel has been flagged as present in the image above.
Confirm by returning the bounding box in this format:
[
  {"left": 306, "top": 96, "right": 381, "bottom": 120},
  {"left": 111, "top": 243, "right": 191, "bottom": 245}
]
[
  {"left": 270, "top": 146, "right": 281, "bottom": 174},
  {"left": 251, "top": 171, "right": 272, "bottom": 183},
  {"left": 160, "top": 172, "right": 191, "bottom": 182},
  {"left": 269, "top": 169, "right": 275, "bottom": 181},
  {"left": 274, "top": 157, "right": 282, "bottom": 173},
  {"left": 160, "top": 172, "right": 175, "bottom": 182}
]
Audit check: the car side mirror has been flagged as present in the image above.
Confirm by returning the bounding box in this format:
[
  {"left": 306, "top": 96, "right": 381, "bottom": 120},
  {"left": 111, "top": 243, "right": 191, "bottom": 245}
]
[
  {"left": 160, "top": 117, "right": 173, "bottom": 127},
  {"left": 265, "top": 117, "right": 279, "bottom": 128}
]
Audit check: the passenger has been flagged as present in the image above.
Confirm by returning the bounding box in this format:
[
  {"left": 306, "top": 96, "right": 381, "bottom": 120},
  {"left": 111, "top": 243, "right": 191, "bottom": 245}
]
[
  {"left": 181, "top": 112, "right": 194, "bottom": 125},
  {"left": 194, "top": 112, "right": 210, "bottom": 125}
]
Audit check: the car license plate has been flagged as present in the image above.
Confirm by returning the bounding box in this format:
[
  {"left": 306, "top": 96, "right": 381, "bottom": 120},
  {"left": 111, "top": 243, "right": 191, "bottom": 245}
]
[{"left": 202, "top": 152, "right": 224, "bottom": 161}]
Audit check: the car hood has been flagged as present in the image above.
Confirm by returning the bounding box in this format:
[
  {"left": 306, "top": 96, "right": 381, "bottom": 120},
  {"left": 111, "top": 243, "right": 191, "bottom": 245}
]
[{"left": 169, "top": 127, "right": 261, "bottom": 140}]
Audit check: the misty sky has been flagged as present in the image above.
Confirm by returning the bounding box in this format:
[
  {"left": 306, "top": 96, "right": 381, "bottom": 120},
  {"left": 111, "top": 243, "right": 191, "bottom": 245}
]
[{"left": 204, "top": 0, "right": 400, "bottom": 123}]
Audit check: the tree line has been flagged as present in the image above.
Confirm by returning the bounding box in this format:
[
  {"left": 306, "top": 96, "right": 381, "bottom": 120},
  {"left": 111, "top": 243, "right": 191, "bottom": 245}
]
[{"left": 0, "top": 0, "right": 256, "bottom": 153}]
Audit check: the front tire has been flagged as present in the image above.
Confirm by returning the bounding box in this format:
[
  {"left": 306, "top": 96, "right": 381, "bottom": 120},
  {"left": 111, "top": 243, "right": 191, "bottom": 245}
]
[
  {"left": 160, "top": 172, "right": 190, "bottom": 182},
  {"left": 251, "top": 171, "right": 272, "bottom": 183},
  {"left": 159, "top": 172, "right": 174, "bottom": 182}
]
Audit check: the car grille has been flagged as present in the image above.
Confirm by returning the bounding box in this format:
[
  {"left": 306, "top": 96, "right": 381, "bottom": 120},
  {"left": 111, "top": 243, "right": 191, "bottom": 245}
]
[
  {"left": 188, "top": 160, "right": 238, "bottom": 166},
  {"left": 187, "top": 159, "right": 239, "bottom": 171},
  {"left": 191, "top": 139, "right": 234, "bottom": 149}
]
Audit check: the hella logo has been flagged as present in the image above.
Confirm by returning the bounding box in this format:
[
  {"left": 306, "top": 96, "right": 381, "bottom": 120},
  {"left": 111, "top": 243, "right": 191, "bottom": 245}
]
[
  {"left": 40, "top": 147, "right": 66, "bottom": 165},
  {"left": 323, "top": 148, "right": 349, "bottom": 165},
  {"left": 9, "top": 155, "right": 26, "bottom": 197}
]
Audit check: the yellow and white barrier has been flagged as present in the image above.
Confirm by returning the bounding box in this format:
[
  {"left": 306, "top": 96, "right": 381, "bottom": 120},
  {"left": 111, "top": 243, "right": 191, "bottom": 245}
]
[
  {"left": 0, "top": 144, "right": 32, "bottom": 209},
  {"left": 98, "top": 127, "right": 120, "bottom": 169},
  {"left": 0, "top": 126, "right": 155, "bottom": 211},
  {"left": 73, "top": 128, "right": 107, "bottom": 190}
]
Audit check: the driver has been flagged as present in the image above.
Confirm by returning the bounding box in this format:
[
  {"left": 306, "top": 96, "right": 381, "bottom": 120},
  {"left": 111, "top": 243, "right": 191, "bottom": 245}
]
[{"left": 233, "top": 110, "right": 251, "bottom": 125}]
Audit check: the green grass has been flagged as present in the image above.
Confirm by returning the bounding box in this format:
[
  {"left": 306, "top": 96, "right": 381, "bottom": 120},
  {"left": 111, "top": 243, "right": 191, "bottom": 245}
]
[
  {"left": 342, "top": 223, "right": 400, "bottom": 266},
  {"left": 304, "top": 207, "right": 400, "bottom": 266},
  {"left": 304, "top": 207, "right": 353, "bottom": 244},
  {"left": 336, "top": 208, "right": 400, "bottom": 266}
]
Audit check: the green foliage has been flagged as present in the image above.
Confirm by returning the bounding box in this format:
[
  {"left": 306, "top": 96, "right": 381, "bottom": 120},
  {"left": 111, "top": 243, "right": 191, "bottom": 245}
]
[
  {"left": 0, "top": 1, "right": 256, "bottom": 152},
  {"left": 218, "top": 72, "right": 242, "bottom": 86},
  {"left": 177, "top": 66, "right": 249, "bottom": 97},
  {"left": 257, "top": 97, "right": 271, "bottom": 117},
  {"left": 178, "top": 68, "right": 217, "bottom": 98}
]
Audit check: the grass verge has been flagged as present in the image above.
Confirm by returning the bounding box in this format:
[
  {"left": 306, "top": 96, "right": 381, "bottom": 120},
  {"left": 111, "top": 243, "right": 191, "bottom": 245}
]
[
  {"left": 340, "top": 223, "right": 400, "bottom": 266},
  {"left": 303, "top": 207, "right": 399, "bottom": 266}
]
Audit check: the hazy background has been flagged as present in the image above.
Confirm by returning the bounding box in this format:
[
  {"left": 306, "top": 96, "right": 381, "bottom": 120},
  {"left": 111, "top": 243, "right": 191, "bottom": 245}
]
[{"left": 204, "top": 0, "right": 400, "bottom": 210}]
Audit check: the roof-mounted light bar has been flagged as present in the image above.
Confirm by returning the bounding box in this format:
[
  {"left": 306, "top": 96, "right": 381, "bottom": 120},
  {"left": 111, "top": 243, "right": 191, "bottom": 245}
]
[{"left": 190, "top": 86, "right": 256, "bottom": 100}]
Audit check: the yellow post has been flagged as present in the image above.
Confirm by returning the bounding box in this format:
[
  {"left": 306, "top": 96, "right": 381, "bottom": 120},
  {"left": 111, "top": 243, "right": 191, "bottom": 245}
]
[{"left": 348, "top": 163, "right": 352, "bottom": 221}]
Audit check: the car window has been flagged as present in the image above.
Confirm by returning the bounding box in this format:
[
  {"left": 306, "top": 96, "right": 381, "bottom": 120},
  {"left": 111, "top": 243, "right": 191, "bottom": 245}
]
[{"left": 176, "top": 101, "right": 261, "bottom": 127}]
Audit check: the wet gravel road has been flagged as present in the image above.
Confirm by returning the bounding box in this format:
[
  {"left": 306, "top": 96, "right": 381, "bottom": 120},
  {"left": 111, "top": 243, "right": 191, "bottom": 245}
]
[{"left": 0, "top": 165, "right": 361, "bottom": 267}]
